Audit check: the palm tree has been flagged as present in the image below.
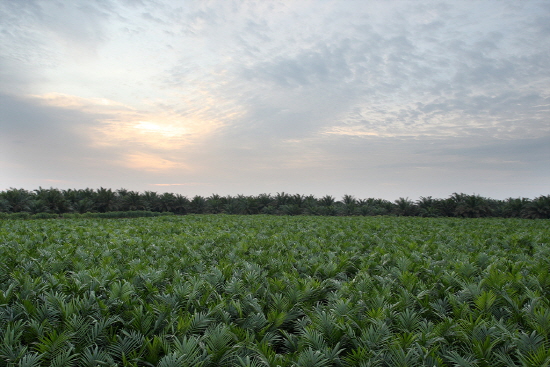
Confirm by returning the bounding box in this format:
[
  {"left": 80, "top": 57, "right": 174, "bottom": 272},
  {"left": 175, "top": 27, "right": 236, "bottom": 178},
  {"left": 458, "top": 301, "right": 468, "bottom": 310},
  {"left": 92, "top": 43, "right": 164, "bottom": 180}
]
[
  {"left": 454, "top": 194, "right": 492, "bottom": 218},
  {"left": 1, "top": 188, "right": 33, "bottom": 213},
  {"left": 94, "top": 187, "right": 118, "bottom": 213},
  {"left": 279, "top": 203, "right": 302, "bottom": 215},
  {"left": 275, "top": 192, "right": 291, "bottom": 208},
  {"left": 224, "top": 196, "right": 245, "bottom": 214},
  {"left": 393, "top": 197, "right": 418, "bottom": 216},
  {"left": 437, "top": 197, "right": 458, "bottom": 217},
  {"left": 158, "top": 192, "right": 177, "bottom": 212},
  {"left": 142, "top": 191, "right": 160, "bottom": 211},
  {"left": 0, "top": 197, "right": 9, "bottom": 213},
  {"left": 340, "top": 194, "right": 357, "bottom": 216},
  {"left": 303, "top": 195, "right": 319, "bottom": 215},
  {"left": 522, "top": 195, "right": 550, "bottom": 219},
  {"left": 190, "top": 195, "right": 207, "bottom": 214},
  {"left": 121, "top": 190, "right": 143, "bottom": 211},
  {"left": 255, "top": 193, "right": 274, "bottom": 213},
  {"left": 319, "top": 195, "right": 335, "bottom": 207},
  {"left": 35, "top": 187, "right": 71, "bottom": 214},
  {"left": 318, "top": 195, "right": 337, "bottom": 216},
  {"left": 417, "top": 196, "right": 441, "bottom": 217},
  {"left": 172, "top": 194, "right": 190, "bottom": 214},
  {"left": 206, "top": 194, "right": 224, "bottom": 214}
]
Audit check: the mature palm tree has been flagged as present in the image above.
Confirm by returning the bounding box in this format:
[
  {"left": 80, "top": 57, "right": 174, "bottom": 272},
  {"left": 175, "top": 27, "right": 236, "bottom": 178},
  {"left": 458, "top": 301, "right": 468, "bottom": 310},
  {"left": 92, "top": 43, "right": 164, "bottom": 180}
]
[
  {"left": 35, "top": 187, "right": 71, "bottom": 214},
  {"left": 224, "top": 196, "right": 245, "bottom": 214},
  {"left": 172, "top": 194, "right": 190, "bottom": 214},
  {"left": 241, "top": 195, "right": 260, "bottom": 214},
  {"left": 94, "top": 187, "right": 118, "bottom": 213},
  {"left": 454, "top": 194, "right": 492, "bottom": 218},
  {"left": 142, "top": 191, "right": 160, "bottom": 211},
  {"left": 522, "top": 195, "right": 550, "bottom": 219},
  {"left": 303, "top": 195, "right": 319, "bottom": 215},
  {"left": 394, "top": 197, "right": 418, "bottom": 216},
  {"left": 206, "top": 194, "right": 225, "bottom": 214},
  {"left": 120, "top": 190, "right": 143, "bottom": 211},
  {"left": 1, "top": 188, "right": 33, "bottom": 213},
  {"left": 319, "top": 195, "right": 336, "bottom": 207},
  {"left": 417, "top": 196, "right": 441, "bottom": 217},
  {"left": 289, "top": 194, "right": 305, "bottom": 208},
  {"left": 0, "top": 197, "right": 9, "bottom": 213},
  {"left": 190, "top": 195, "right": 207, "bottom": 214},
  {"left": 275, "top": 192, "right": 291, "bottom": 208},
  {"left": 255, "top": 193, "right": 274, "bottom": 213},
  {"left": 279, "top": 203, "right": 302, "bottom": 215},
  {"left": 75, "top": 198, "right": 94, "bottom": 214},
  {"left": 436, "top": 197, "right": 457, "bottom": 217},
  {"left": 318, "top": 195, "right": 337, "bottom": 216},
  {"left": 340, "top": 194, "right": 357, "bottom": 216},
  {"left": 158, "top": 192, "right": 177, "bottom": 212}
]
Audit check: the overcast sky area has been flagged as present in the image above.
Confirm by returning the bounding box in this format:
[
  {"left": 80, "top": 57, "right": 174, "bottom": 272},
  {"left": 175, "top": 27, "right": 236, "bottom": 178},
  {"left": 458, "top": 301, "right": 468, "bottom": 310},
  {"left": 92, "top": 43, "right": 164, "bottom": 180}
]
[{"left": 1, "top": 0, "right": 549, "bottom": 200}]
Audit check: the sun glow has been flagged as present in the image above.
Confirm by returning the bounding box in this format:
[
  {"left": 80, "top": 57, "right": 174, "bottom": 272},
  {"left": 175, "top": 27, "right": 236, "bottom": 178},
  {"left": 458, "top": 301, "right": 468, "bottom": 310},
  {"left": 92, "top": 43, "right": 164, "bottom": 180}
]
[
  {"left": 28, "top": 92, "right": 233, "bottom": 150},
  {"left": 26, "top": 91, "right": 242, "bottom": 172},
  {"left": 121, "top": 152, "right": 188, "bottom": 172},
  {"left": 134, "top": 121, "right": 189, "bottom": 138}
]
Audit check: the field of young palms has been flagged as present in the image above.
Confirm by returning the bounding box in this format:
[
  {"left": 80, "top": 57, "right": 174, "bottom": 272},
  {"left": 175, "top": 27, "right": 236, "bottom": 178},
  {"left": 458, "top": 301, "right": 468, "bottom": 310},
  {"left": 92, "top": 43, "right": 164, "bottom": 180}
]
[{"left": 1, "top": 215, "right": 549, "bottom": 366}]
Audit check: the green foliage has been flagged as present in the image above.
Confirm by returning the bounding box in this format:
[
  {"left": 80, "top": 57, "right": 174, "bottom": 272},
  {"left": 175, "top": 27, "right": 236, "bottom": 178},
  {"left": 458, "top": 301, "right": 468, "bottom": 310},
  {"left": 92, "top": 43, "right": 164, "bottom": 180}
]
[
  {"left": 2, "top": 187, "right": 548, "bottom": 220},
  {"left": 0, "top": 215, "right": 548, "bottom": 366}
]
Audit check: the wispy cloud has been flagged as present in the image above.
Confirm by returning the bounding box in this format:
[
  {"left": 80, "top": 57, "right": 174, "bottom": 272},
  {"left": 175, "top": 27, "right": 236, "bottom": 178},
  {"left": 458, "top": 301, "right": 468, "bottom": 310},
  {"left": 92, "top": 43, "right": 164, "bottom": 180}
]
[{"left": 1, "top": 0, "right": 549, "bottom": 199}]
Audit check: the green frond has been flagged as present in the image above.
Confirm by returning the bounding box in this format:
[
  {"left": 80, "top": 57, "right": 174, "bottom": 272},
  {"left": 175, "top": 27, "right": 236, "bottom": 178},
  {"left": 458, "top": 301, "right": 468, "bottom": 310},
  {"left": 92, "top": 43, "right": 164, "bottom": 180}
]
[
  {"left": 63, "top": 314, "right": 92, "bottom": 350},
  {"left": 394, "top": 308, "right": 421, "bottom": 332},
  {"left": 355, "top": 322, "right": 391, "bottom": 350},
  {"left": 518, "top": 344, "right": 550, "bottom": 367},
  {"left": 515, "top": 331, "right": 545, "bottom": 355},
  {"left": 79, "top": 345, "right": 115, "bottom": 367},
  {"left": 474, "top": 291, "right": 497, "bottom": 313},
  {"left": 34, "top": 330, "right": 73, "bottom": 362},
  {"left": 48, "top": 347, "right": 78, "bottom": 367},
  {"left": 86, "top": 315, "right": 121, "bottom": 346},
  {"left": 203, "top": 324, "right": 237, "bottom": 365},
  {"left": 241, "top": 312, "right": 268, "bottom": 332},
  {"left": 528, "top": 308, "right": 550, "bottom": 337},
  {"left": 295, "top": 348, "right": 330, "bottom": 367},
  {"left": 143, "top": 335, "right": 170, "bottom": 365},
  {"left": 17, "top": 352, "right": 43, "bottom": 367},
  {"left": 300, "top": 329, "right": 327, "bottom": 351},
  {"left": 107, "top": 330, "right": 144, "bottom": 361},
  {"left": 156, "top": 352, "right": 187, "bottom": 367},
  {"left": 108, "top": 280, "right": 135, "bottom": 303},
  {"left": 236, "top": 355, "right": 265, "bottom": 367},
  {"left": 384, "top": 346, "right": 420, "bottom": 367},
  {"left": 171, "top": 335, "right": 205, "bottom": 365},
  {"left": 251, "top": 339, "right": 282, "bottom": 367},
  {"left": 178, "top": 311, "right": 212, "bottom": 335},
  {"left": 445, "top": 350, "right": 478, "bottom": 367}
]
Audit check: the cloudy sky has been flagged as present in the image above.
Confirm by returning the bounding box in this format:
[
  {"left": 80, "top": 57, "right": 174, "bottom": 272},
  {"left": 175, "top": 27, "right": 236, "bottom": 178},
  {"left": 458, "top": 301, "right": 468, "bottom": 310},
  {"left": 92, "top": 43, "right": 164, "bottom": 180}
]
[{"left": 1, "top": 0, "right": 549, "bottom": 200}]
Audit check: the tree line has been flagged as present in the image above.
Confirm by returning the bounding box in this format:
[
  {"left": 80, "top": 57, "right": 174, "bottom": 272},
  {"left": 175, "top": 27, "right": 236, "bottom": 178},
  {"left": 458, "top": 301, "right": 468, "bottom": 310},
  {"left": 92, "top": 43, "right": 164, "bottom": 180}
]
[{"left": 0, "top": 187, "right": 549, "bottom": 219}]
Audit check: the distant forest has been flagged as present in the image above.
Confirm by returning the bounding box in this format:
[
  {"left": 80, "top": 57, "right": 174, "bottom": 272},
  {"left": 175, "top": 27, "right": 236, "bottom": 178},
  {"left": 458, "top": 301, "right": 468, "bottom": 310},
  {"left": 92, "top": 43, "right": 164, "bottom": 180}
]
[{"left": 1, "top": 187, "right": 549, "bottom": 219}]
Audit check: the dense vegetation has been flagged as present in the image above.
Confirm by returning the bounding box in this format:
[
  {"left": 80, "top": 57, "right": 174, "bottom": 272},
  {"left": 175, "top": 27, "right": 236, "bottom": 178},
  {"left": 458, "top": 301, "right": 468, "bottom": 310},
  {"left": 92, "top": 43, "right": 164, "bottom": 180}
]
[
  {"left": 1, "top": 215, "right": 549, "bottom": 366},
  {"left": 1, "top": 187, "right": 549, "bottom": 219}
]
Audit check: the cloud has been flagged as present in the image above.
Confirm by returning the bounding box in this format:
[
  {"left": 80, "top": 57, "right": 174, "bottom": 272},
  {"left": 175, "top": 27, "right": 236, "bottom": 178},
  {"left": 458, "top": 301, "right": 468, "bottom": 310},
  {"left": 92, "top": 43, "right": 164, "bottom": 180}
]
[{"left": 1, "top": 0, "right": 549, "bottom": 199}]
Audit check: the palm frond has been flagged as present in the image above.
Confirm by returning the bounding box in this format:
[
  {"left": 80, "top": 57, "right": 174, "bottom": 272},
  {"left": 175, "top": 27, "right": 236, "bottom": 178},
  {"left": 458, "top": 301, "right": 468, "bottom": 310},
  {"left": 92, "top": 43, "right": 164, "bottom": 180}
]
[
  {"left": 48, "top": 347, "right": 77, "bottom": 367},
  {"left": 171, "top": 335, "right": 205, "bottom": 366},
  {"left": 107, "top": 330, "right": 144, "bottom": 361},
  {"left": 295, "top": 348, "right": 330, "bottom": 367},
  {"left": 79, "top": 345, "right": 115, "bottom": 367},
  {"left": 156, "top": 352, "right": 186, "bottom": 367},
  {"left": 17, "top": 352, "right": 43, "bottom": 367},
  {"left": 445, "top": 350, "right": 478, "bottom": 367}
]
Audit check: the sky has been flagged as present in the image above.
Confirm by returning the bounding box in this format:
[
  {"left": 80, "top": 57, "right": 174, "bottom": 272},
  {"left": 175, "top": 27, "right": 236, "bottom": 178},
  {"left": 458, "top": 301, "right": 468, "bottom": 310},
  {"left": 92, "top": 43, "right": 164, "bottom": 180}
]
[{"left": 1, "top": 0, "right": 549, "bottom": 201}]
